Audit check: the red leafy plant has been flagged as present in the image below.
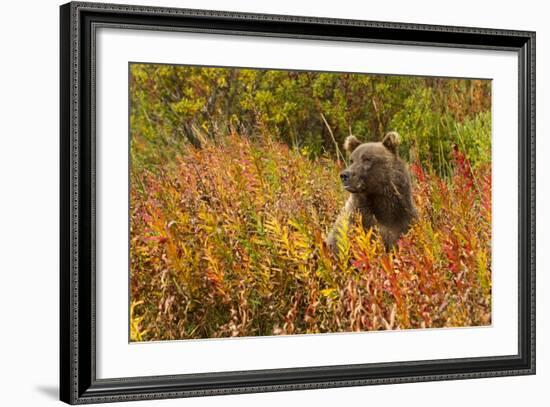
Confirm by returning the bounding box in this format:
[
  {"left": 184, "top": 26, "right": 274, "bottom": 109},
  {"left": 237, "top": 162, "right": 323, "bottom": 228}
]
[{"left": 130, "top": 134, "right": 491, "bottom": 341}]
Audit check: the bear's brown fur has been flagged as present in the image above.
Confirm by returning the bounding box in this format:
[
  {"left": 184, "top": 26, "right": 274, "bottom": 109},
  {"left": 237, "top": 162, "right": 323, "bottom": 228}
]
[{"left": 327, "top": 131, "right": 417, "bottom": 251}]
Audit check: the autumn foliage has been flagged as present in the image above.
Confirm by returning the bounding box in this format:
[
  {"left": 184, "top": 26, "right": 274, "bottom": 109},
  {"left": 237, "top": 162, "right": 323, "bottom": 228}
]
[{"left": 130, "top": 134, "right": 491, "bottom": 341}]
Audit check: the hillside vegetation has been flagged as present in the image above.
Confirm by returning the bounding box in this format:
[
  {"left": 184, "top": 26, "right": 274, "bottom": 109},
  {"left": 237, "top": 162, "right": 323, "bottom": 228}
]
[{"left": 129, "top": 64, "right": 492, "bottom": 341}]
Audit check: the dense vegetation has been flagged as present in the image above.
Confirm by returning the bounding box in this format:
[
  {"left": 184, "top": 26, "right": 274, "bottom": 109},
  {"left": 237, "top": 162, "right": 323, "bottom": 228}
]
[
  {"left": 129, "top": 64, "right": 492, "bottom": 341},
  {"left": 130, "top": 64, "right": 490, "bottom": 176}
]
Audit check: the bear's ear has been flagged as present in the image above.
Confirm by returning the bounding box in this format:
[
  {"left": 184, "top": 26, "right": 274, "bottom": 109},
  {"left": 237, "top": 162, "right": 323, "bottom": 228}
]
[
  {"left": 382, "top": 131, "right": 400, "bottom": 155},
  {"left": 344, "top": 135, "right": 361, "bottom": 153}
]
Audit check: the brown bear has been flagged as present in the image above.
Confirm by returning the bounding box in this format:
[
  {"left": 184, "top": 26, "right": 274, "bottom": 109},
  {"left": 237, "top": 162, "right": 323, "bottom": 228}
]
[{"left": 327, "top": 131, "right": 417, "bottom": 252}]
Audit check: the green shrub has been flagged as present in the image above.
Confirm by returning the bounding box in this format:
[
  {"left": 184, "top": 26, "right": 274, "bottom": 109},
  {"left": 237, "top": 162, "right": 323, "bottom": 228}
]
[{"left": 130, "top": 64, "right": 491, "bottom": 176}]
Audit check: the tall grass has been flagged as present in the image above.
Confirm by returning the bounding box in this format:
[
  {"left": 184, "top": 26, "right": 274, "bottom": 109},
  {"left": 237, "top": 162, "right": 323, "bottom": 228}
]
[{"left": 130, "top": 134, "right": 491, "bottom": 341}]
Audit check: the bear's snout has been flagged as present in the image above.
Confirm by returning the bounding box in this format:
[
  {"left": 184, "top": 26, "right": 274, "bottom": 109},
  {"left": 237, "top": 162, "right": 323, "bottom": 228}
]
[{"left": 340, "top": 170, "right": 351, "bottom": 183}]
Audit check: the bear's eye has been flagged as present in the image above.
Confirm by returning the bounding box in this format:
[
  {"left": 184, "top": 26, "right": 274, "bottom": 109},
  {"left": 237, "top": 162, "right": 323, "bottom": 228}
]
[
  {"left": 349, "top": 158, "right": 354, "bottom": 164},
  {"left": 363, "top": 155, "right": 371, "bottom": 162}
]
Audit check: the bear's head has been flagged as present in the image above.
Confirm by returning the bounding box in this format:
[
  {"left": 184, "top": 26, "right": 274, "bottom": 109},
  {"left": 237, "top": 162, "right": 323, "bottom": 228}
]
[{"left": 339, "top": 131, "right": 400, "bottom": 194}]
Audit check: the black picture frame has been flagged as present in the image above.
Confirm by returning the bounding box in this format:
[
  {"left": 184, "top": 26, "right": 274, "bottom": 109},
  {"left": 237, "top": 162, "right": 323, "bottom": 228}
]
[{"left": 60, "top": 1, "right": 536, "bottom": 404}]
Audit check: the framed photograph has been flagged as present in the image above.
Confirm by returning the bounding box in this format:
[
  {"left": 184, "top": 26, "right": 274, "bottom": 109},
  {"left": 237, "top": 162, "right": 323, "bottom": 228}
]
[{"left": 60, "top": 1, "right": 535, "bottom": 404}]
